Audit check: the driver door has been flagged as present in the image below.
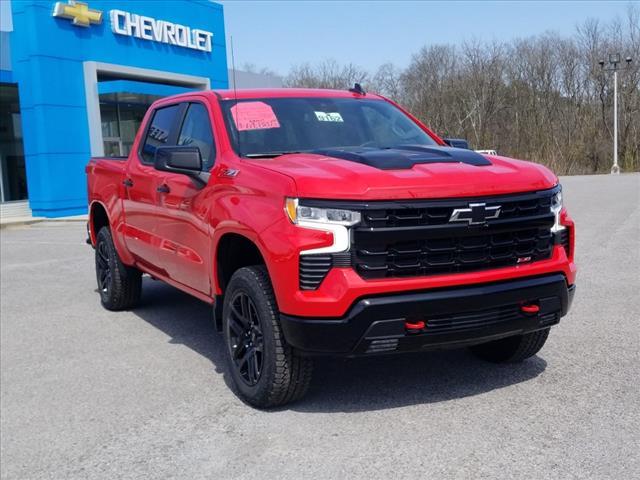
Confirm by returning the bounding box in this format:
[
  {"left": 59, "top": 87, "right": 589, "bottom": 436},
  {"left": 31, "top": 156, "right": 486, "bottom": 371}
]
[
  {"left": 122, "top": 103, "right": 183, "bottom": 270},
  {"left": 154, "top": 101, "right": 217, "bottom": 294}
]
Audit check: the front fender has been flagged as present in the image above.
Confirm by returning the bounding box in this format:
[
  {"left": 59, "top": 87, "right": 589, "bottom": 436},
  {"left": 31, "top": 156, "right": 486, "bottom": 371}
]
[
  {"left": 252, "top": 216, "right": 335, "bottom": 311},
  {"left": 208, "top": 162, "right": 298, "bottom": 297}
]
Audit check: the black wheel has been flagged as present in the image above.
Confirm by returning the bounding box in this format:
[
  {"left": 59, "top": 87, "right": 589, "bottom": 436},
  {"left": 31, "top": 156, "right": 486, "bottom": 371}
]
[
  {"left": 95, "top": 226, "right": 142, "bottom": 311},
  {"left": 470, "top": 328, "right": 550, "bottom": 363},
  {"left": 223, "top": 266, "right": 312, "bottom": 408}
]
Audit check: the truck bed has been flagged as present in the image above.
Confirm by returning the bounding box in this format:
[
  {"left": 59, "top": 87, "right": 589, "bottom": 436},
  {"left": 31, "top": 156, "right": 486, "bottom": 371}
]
[{"left": 86, "top": 157, "right": 128, "bottom": 222}]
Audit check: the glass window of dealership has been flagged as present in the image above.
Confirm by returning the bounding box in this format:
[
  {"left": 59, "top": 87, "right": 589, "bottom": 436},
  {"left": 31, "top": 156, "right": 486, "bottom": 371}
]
[{"left": 0, "top": 0, "right": 242, "bottom": 216}]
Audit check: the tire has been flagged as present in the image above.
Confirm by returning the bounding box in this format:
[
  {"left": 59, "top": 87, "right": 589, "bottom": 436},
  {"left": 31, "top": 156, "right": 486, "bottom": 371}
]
[
  {"left": 222, "top": 266, "right": 313, "bottom": 408},
  {"left": 95, "top": 226, "right": 142, "bottom": 311},
  {"left": 470, "top": 328, "right": 550, "bottom": 363}
]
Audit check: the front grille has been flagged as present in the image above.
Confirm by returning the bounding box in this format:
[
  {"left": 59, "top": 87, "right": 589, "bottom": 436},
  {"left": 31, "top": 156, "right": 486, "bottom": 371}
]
[
  {"left": 354, "top": 228, "right": 553, "bottom": 279},
  {"left": 348, "top": 188, "right": 558, "bottom": 280},
  {"left": 361, "top": 192, "right": 552, "bottom": 228}
]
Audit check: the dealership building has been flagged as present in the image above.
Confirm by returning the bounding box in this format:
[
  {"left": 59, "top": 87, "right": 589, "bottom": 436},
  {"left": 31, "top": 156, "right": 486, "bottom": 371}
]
[{"left": 0, "top": 0, "right": 278, "bottom": 218}]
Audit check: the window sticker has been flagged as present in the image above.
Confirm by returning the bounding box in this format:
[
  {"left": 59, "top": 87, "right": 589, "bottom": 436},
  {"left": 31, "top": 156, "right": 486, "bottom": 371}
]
[
  {"left": 231, "top": 102, "right": 281, "bottom": 131},
  {"left": 314, "top": 111, "right": 344, "bottom": 123}
]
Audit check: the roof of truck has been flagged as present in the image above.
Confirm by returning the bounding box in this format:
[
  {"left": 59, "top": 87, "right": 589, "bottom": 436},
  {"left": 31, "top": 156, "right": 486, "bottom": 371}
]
[
  {"left": 215, "top": 88, "right": 385, "bottom": 100},
  {"left": 165, "top": 88, "right": 386, "bottom": 102}
]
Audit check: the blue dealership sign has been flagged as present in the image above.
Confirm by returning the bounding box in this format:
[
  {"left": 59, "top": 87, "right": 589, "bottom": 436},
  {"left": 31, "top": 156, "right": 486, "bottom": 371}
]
[{"left": 9, "top": 0, "right": 227, "bottom": 217}]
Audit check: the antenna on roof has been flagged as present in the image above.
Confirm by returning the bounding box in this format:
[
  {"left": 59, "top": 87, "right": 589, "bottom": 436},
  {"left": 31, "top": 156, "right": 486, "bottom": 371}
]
[
  {"left": 349, "top": 83, "right": 366, "bottom": 95},
  {"left": 230, "top": 35, "right": 242, "bottom": 155}
]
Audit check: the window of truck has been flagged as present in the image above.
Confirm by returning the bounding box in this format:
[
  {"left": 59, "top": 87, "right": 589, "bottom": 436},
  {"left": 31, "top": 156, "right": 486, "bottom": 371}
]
[
  {"left": 140, "top": 104, "right": 182, "bottom": 164},
  {"left": 177, "top": 103, "right": 216, "bottom": 170},
  {"left": 220, "top": 98, "right": 438, "bottom": 157}
]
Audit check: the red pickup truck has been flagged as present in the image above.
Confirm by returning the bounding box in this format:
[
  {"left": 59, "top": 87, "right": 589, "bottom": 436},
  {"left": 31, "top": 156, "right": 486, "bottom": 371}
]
[{"left": 86, "top": 87, "right": 576, "bottom": 408}]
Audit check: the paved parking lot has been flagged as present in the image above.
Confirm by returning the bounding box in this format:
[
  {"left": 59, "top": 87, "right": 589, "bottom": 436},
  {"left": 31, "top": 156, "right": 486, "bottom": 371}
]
[{"left": 1, "top": 174, "right": 638, "bottom": 479}]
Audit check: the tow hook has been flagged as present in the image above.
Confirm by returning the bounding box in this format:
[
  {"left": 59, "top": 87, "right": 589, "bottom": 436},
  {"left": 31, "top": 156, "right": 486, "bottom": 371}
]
[
  {"left": 405, "top": 320, "right": 426, "bottom": 334},
  {"left": 520, "top": 303, "right": 540, "bottom": 315}
]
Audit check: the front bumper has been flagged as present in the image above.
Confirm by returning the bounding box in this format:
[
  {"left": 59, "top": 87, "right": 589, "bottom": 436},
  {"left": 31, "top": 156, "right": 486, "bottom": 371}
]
[{"left": 280, "top": 274, "right": 575, "bottom": 356}]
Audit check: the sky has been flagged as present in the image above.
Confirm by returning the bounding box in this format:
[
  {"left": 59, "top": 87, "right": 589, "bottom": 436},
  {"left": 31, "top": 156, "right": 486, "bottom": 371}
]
[{"left": 222, "top": 1, "right": 634, "bottom": 75}]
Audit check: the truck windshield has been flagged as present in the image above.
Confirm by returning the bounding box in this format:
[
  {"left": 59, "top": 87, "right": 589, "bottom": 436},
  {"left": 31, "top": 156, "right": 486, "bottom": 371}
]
[{"left": 220, "top": 97, "right": 438, "bottom": 157}]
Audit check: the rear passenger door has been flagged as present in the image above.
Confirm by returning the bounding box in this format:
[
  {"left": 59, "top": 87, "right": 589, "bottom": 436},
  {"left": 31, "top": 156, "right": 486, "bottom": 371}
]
[
  {"left": 154, "top": 101, "right": 217, "bottom": 294},
  {"left": 122, "top": 103, "right": 184, "bottom": 270}
]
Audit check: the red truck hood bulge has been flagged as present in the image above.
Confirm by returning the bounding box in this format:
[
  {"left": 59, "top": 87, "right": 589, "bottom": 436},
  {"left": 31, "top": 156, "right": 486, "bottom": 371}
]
[{"left": 247, "top": 153, "right": 558, "bottom": 199}]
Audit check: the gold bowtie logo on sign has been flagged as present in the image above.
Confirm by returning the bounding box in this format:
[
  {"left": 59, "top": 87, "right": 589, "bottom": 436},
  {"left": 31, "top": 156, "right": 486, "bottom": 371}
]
[{"left": 53, "top": 1, "right": 103, "bottom": 27}]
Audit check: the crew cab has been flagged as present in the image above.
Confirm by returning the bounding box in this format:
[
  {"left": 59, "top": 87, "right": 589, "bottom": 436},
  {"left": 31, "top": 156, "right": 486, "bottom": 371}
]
[{"left": 86, "top": 87, "right": 576, "bottom": 408}]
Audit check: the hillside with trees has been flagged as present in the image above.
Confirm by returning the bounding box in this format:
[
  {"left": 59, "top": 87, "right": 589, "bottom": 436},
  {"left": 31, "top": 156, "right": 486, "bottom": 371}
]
[{"left": 284, "top": 7, "right": 639, "bottom": 174}]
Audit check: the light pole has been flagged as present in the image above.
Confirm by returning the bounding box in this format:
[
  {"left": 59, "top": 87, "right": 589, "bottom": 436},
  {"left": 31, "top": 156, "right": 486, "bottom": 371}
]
[{"left": 599, "top": 54, "right": 633, "bottom": 174}]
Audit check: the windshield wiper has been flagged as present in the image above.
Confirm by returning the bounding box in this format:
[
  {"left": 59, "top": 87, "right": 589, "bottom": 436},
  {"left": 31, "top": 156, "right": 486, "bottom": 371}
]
[{"left": 243, "top": 151, "right": 303, "bottom": 158}]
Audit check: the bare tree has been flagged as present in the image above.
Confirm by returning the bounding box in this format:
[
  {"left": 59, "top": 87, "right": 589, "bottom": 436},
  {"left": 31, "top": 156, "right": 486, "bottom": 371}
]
[
  {"left": 370, "top": 63, "right": 403, "bottom": 100},
  {"left": 280, "top": 7, "right": 640, "bottom": 174},
  {"left": 284, "top": 59, "right": 368, "bottom": 89},
  {"left": 240, "top": 63, "right": 278, "bottom": 77}
]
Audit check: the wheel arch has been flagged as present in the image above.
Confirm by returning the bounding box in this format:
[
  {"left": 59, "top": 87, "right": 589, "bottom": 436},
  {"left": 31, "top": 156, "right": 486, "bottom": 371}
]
[
  {"left": 88, "top": 201, "right": 110, "bottom": 245},
  {"left": 212, "top": 230, "right": 271, "bottom": 331},
  {"left": 88, "top": 200, "right": 135, "bottom": 265},
  {"left": 214, "top": 231, "right": 269, "bottom": 294}
]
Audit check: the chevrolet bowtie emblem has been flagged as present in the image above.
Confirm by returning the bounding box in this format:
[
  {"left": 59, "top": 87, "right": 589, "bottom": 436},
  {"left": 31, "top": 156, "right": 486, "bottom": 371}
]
[
  {"left": 449, "top": 203, "right": 501, "bottom": 225},
  {"left": 53, "top": 1, "right": 103, "bottom": 27}
]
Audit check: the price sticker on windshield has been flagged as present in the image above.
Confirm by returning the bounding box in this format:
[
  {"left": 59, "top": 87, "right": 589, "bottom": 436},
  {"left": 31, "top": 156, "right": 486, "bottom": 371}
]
[
  {"left": 315, "top": 111, "right": 344, "bottom": 122},
  {"left": 231, "top": 102, "right": 281, "bottom": 131}
]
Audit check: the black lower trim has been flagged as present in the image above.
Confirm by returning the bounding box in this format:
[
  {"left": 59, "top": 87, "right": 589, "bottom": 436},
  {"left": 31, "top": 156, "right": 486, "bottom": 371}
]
[{"left": 280, "top": 275, "right": 574, "bottom": 356}]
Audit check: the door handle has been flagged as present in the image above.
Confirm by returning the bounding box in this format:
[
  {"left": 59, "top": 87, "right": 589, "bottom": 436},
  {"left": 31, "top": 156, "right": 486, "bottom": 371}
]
[
  {"left": 123, "top": 178, "right": 134, "bottom": 187},
  {"left": 156, "top": 184, "right": 170, "bottom": 194}
]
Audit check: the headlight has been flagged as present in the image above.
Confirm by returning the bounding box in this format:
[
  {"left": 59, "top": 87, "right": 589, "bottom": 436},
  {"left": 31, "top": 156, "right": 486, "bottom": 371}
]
[
  {"left": 285, "top": 198, "right": 360, "bottom": 255},
  {"left": 550, "top": 187, "right": 564, "bottom": 233},
  {"left": 285, "top": 198, "right": 361, "bottom": 226}
]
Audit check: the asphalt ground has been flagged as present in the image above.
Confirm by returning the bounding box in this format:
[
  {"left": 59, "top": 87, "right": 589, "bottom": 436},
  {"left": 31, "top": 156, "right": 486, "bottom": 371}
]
[{"left": 1, "top": 173, "right": 638, "bottom": 479}]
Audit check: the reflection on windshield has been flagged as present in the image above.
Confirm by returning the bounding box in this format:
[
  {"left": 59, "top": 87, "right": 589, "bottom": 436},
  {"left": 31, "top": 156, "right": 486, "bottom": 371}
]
[{"left": 221, "top": 97, "right": 437, "bottom": 157}]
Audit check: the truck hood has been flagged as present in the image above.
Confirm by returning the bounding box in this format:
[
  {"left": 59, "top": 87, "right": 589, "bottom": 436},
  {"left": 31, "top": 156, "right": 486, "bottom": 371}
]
[{"left": 245, "top": 147, "right": 558, "bottom": 200}]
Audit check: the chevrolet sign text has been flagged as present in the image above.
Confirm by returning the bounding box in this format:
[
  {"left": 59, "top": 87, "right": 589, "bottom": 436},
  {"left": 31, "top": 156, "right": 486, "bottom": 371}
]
[{"left": 110, "top": 10, "right": 213, "bottom": 53}]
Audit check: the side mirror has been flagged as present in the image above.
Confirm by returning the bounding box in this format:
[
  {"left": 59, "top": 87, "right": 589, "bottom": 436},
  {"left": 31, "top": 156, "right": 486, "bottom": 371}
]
[
  {"left": 154, "top": 146, "right": 202, "bottom": 175},
  {"left": 154, "top": 146, "right": 210, "bottom": 185},
  {"left": 443, "top": 138, "right": 470, "bottom": 150}
]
